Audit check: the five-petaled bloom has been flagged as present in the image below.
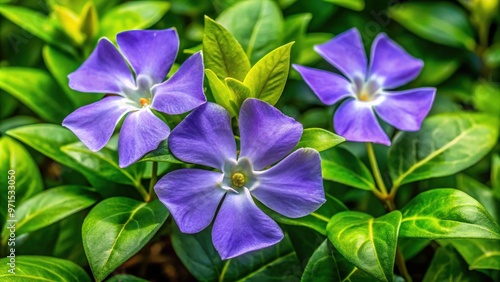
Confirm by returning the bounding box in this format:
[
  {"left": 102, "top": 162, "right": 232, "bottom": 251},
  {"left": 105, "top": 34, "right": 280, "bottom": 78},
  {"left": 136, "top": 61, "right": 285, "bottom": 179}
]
[
  {"left": 63, "top": 28, "right": 206, "bottom": 167},
  {"left": 294, "top": 28, "right": 436, "bottom": 145},
  {"left": 155, "top": 98, "right": 325, "bottom": 259}
]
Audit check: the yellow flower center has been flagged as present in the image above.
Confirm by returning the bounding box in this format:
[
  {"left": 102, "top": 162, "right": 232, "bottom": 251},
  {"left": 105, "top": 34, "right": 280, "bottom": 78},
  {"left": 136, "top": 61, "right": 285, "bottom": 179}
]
[
  {"left": 231, "top": 172, "right": 246, "bottom": 188},
  {"left": 139, "top": 98, "right": 151, "bottom": 107}
]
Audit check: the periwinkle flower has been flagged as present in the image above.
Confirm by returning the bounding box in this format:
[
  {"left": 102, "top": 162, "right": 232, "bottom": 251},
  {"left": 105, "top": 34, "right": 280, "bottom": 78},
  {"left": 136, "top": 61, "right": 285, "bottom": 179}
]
[
  {"left": 155, "top": 98, "right": 325, "bottom": 259},
  {"left": 63, "top": 28, "right": 206, "bottom": 167},
  {"left": 294, "top": 28, "right": 436, "bottom": 145}
]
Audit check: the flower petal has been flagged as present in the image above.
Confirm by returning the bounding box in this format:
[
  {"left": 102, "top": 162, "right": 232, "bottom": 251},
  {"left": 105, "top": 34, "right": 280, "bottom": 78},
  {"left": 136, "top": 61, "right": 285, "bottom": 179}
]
[
  {"left": 293, "top": 64, "right": 354, "bottom": 105},
  {"left": 212, "top": 188, "right": 283, "bottom": 260},
  {"left": 155, "top": 169, "right": 225, "bottom": 233},
  {"left": 334, "top": 99, "right": 390, "bottom": 145},
  {"left": 373, "top": 88, "right": 436, "bottom": 131},
  {"left": 239, "top": 99, "right": 302, "bottom": 170},
  {"left": 117, "top": 28, "right": 179, "bottom": 85},
  {"left": 314, "top": 28, "right": 367, "bottom": 80},
  {"left": 252, "top": 148, "right": 325, "bottom": 218},
  {"left": 68, "top": 38, "right": 135, "bottom": 95},
  {"left": 62, "top": 96, "right": 135, "bottom": 151},
  {"left": 169, "top": 103, "right": 237, "bottom": 169},
  {"left": 152, "top": 52, "right": 206, "bottom": 115},
  {"left": 368, "top": 33, "right": 423, "bottom": 89},
  {"left": 118, "top": 108, "right": 170, "bottom": 167}
]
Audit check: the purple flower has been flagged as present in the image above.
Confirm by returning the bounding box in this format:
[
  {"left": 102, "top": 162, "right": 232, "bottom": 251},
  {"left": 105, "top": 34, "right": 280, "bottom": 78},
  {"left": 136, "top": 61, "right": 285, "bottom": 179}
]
[
  {"left": 294, "top": 28, "right": 436, "bottom": 145},
  {"left": 155, "top": 98, "right": 325, "bottom": 259},
  {"left": 62, "top": 28, "right": 206, "bottom": 167}
]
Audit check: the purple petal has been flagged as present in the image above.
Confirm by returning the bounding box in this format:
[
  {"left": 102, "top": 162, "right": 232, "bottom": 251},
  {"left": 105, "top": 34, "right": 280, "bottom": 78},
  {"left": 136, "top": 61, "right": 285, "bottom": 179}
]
[
  {"left": 373, "top": 88, "right": 436, "bottom": 131},
  {"left": 152, "top": 52, "right": 206, "bottom": 115},
  {"left": 239, "top": 99, "right": 302, "bottom": 170},
  {"left": 334, "top": 99, "right": 390, "bottom": 145},
  {"left": 169, "top": 103, "right": 236, "bottom": 169},
  {"left": 252, "top": 148, "right": 325, "bottom": 218},
  {"left": 118, "top": 108, "right": 170, "bottom": 167},
  {"left": 293, "top": 65, "right": 354, "bottom": 105},
  {"left": 155, "top": 169, "right": 225, "bottom": 233},
  {"left": 212, "top": 188, "right": 283, "bottom": 259},
  {"left": 62, "top": 96, "right": 136, "bottom": 151},
  {"left": 314, "top": 28, "right": 367, "bottom": 80},
  {"left": 368, "top": 33, "right": 423, "bottom": 89},
  {"left": 68, "top": 39, "right": 135, "bottom": 95},
  {"left": 117, "top": 29, "right": 179, "bottom": 85}
]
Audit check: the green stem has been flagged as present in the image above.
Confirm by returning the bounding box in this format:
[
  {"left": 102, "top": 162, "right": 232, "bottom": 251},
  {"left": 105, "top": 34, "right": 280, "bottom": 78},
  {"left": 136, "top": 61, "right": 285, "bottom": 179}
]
[
  {"left": 137, "top": 183, "right": 150, "bottom": 202},
  {"left": 366, "top": 143, "right": 388, "bottom": 195},
  {"left": 148, "top": 161, "right": 158, "bottom": 202}
]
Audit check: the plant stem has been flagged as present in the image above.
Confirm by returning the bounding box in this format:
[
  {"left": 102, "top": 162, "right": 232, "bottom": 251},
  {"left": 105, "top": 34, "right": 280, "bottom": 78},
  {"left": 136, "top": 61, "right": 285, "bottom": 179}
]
[
  {"left": 366, "top": 143, "right": 388, "bottom": 195},
  {"left": 148, "top": 161, "right": 158, "bottom": 202},
  {"left": 137, "top": 183, "right": 150, "bottom": 202},
  {"left": 395, "top": 246, "right": 413, "bottom": 282}
]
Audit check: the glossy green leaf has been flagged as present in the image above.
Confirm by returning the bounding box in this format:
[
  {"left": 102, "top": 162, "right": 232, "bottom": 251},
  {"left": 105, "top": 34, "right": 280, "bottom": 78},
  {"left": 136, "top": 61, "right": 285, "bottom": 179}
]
[
  {"left": 423, "top": 245, "right": 489, "bottom": 282},
  {"left": 301, "top": 240, "right": 339, "bottom": 281},
  {"left": 100, "top": 1, "right": 170, "bottom": 40},
  {"left": 83, "top": 197, "right": 169, "bottom": 281},
  {"left": 295, "top": 128, "right": 345, "bottom": 152},
  {"left": 327, "top": 211, "right": 402, "bottom": 282},
  {"left": 324, "top": 0, "right": 364, "bottom": 11},
  {"left": 260, "top": 193, "right": 347, "bottom": 235},
  {"left": 0, "top": 256, "right": 91, "bottom": 281},
  {"left": 138, "top": 140, "right": 183, "bottom": 164},
  {"left": 217, "top": 0, "right": 283, "bottom": 63},
  {"left": 1, "top": 186, "right": 98, "bottom": 242},
  {"left": 399, "top": 188, "right": 500, "bottom": 239},
  {"left": 457, "top": 174, "right": 500, "bottom": 223},
  {"left": 243, "top": 42, "right": 293, "bottom": 105},
  {"left": 389, "top": 113, "right": 499, "bottom": 187},
  {"left": 448, "top": 239, "right": 500, "bottom": 270},
  {"left": 321, "top": 147, "right": 375, "bottom": 191},
  {"left": 61, "top": 142, "right": 144, "bottom": 187},
  {"left": 171, "top": 224, "right": 301, "bottom": 281},
  {"left": 0, "top": 116, "right": 39, "bottom": 135},
  {"left": 390, "top": 2, "right": 475, "bottom": 50},
  {"left": 0, "top": 68, "right": 73, "bottom": 123},
  {"left": 203, "top": 16, "right": 250, "bottom": 81}
]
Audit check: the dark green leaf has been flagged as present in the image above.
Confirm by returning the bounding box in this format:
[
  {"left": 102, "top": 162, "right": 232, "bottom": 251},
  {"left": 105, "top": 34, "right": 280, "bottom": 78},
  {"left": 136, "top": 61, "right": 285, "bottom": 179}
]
[
  {"left": 301, "top": 240, "right": 340, "bottom": 281},
  {"left": 399, "top": 238, "right": 431, "bottom": 260},
  {"left": 82, "top": 197, "right": 169, "bottom": 281},
  {"left": 389, "top": 113, "right": 499, "bottom": 187},
  {"left": 107, "top": 274, "right": 149, "bottom": 282},
  {"left": 0, "top": 92, "right": 17, "bottom": 119},
  {"left": 400, "top": 188, "right": 500, "bottom": 239},
  {"left": 448, "top": 239, "right": 500, "bottom": 271},
  {"left": 321, "top": 147, "right": 375, "bottom": 191},
  {"left": 324, "top": 0, "right": 364, "bottom": 11},
  {"left": 457, "top": 174, "right": 500, "bottom": 223},
  {"left": 138, "top": 140, "right": 183, "bottom": 164},
  {"left": 0, "top": 256, "right": 91, "bottom": 281},
  {"left": 296, "top": 128, "right": 345, "bottom": 152}
]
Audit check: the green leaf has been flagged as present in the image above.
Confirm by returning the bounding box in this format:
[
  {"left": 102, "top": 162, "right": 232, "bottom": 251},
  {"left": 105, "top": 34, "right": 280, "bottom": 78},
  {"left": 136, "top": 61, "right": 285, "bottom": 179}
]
[
  {"left": 280, "top": 13, "right": 311, "bottom": 62},
  {"left": 43, "top": 45, "right": 101, "bottom": 108},
  {"left": 399, "top": 238, "right": 431, "bottom": 260},
  {"left": 0, "top": 67, "right": 73, "bottom": 123},
  {"left": 61, "top": 142, "right": 144, "bottom": 187},
  {"left": 390, "top": 2, "right": 475, "bottom": 50},
  {"left": 217, "top": 0, "right": 283, "bottom": 63},
  {"left": 205, "top": 69, "right": 238, "bottom": 116},
  {"left": 423, "top": 245, "right": 489, "bottom": 282},
  {"left": 324, "top": 0, "right": 364, "bottom": 11},
  {"left": 493, "top": 155, "right": 500, "bottom": 198},
  {"left": 53, "top": 212, "right": 87, "bottom": 266},
  {"left": 1, "top": 186, "right": 98, "bottom": 243},
  {"left": 83, "top": 198, "right": 169, "bottom": 281},
  {"left": 399, "top": 188, "right": 500, "bottom": 239},
  {"left": 203, "top": 16, "right": 251, "bottom": 81},
  {"left": 473, "top": 82, "right": 500, "bottom": 116},
  {"left": 225, "top": 77, "right": 250, "bottom": 111},
  {"left": 448, "top": 239, "right": 500, "bottom": 271},
  {"left": 0, "top": 92, "right": 17, "bottom": 119},
  {"left": 243, "top": 42, "right": 293, "bottom": 105},
  {"left": 457, "top": 174, "right": 500, "bottom": 223},
  {"left": 321, "top": 147, "right": 375, "bottom": 191},
  {"left": 301, "top": 240, "right": 340, "bottom": 281},
  {"left": 327, "top": 211, "right": 402, "bottom": 282},
  {"left": 389, "top": 113, "right": 499, "bottom": 187},
  {"left": 295, "top": 128, "right": 345, "bottom": 152},
  {"left": 0, "top": 256, "right": 91, "bottom": 281},
  {"left": 171, "top": 224, "right": 301, "bottom": 281},
  {"left": 100, "top": 1, "right": 170, "bottom": 40},
  {"left": 260, "top": 193, "right": 347, "bottom": 235},
  {"left": 484, "top": 44, "right": 500, "bottom": 68},
  {"left": 107, "top": 274, "right": 149, "bottom": 282},
  {"left": 138, "top": 140, "right": 183, "bottom": 164}
]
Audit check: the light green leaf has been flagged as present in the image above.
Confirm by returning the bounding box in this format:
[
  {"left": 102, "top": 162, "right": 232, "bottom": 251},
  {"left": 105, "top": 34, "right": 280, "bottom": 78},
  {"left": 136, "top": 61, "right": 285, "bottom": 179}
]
[
  {"left": 448, "top": 239, "right": 500, "bottom": 270},
  {"left": 389, "top": 113, "right": 499, "bottom": 187},
  {"left": 83, "top": 197, "right": 169, "bottom": 281},
  {"left": 280, "top": 13, "right": 311, "bottom": 62},
  {"left": 217, "top": 0, "right": 284, "bottom": 63},
  {"left": 399, "top": 188, "right": 500, "bottom": 239},
  {"left": 205, "top": 69, "right": 238, "bottom": 116},
  {"left": 296, "top": 33, "right": 331, "bottom": 66},
  {"left": 0, "top": 92, "right": 17, "bottom": 119},
  {"left": 473, "top": 82, "right": 500, "bottom": 116},
  {"left": 493, "top": 155, "right": 500, "bottom": 198},
  {"left": 225, "top": 77, "right": 250, "bottom": 111},
  {"left": 61, "top": 142, "right": 144, "bottom": 187},
  {"left": 296, "top": 128, "right": 345, "bottom": 152},
  {"left": 138, "top": 140, "right": 183, "bottom": 164},
  {"left": 390, "top": 2, "right": 475, "bottom": 50},
  {"left": 0, "top": 67, "right": 74, "bottom": 123},
  {"left": 326, "top": 211, "right": 402, "bottom": 282},
  {"left": 243, "top": 42, "right": 293, "bottom": 105},
  {"left": 321, "top": 147, "right": 376, "bottom": 191},
  {"left": 484, "top": 44, "right": 500, "bottom": 68},
  {"left": 324, "top": 0, "right": 364, "bottom": 11},
  {"left": 1, "top": 186, "right": 98, "bottom": 242},
  {"left": 203, "top": 16, "right": 250, "bottom": 81},
  {"left": 0, "top": 256, "right": 91, "bottom": 281},
  {"left": 100, "top": 1, "right": 170, "bottom": 40}
]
